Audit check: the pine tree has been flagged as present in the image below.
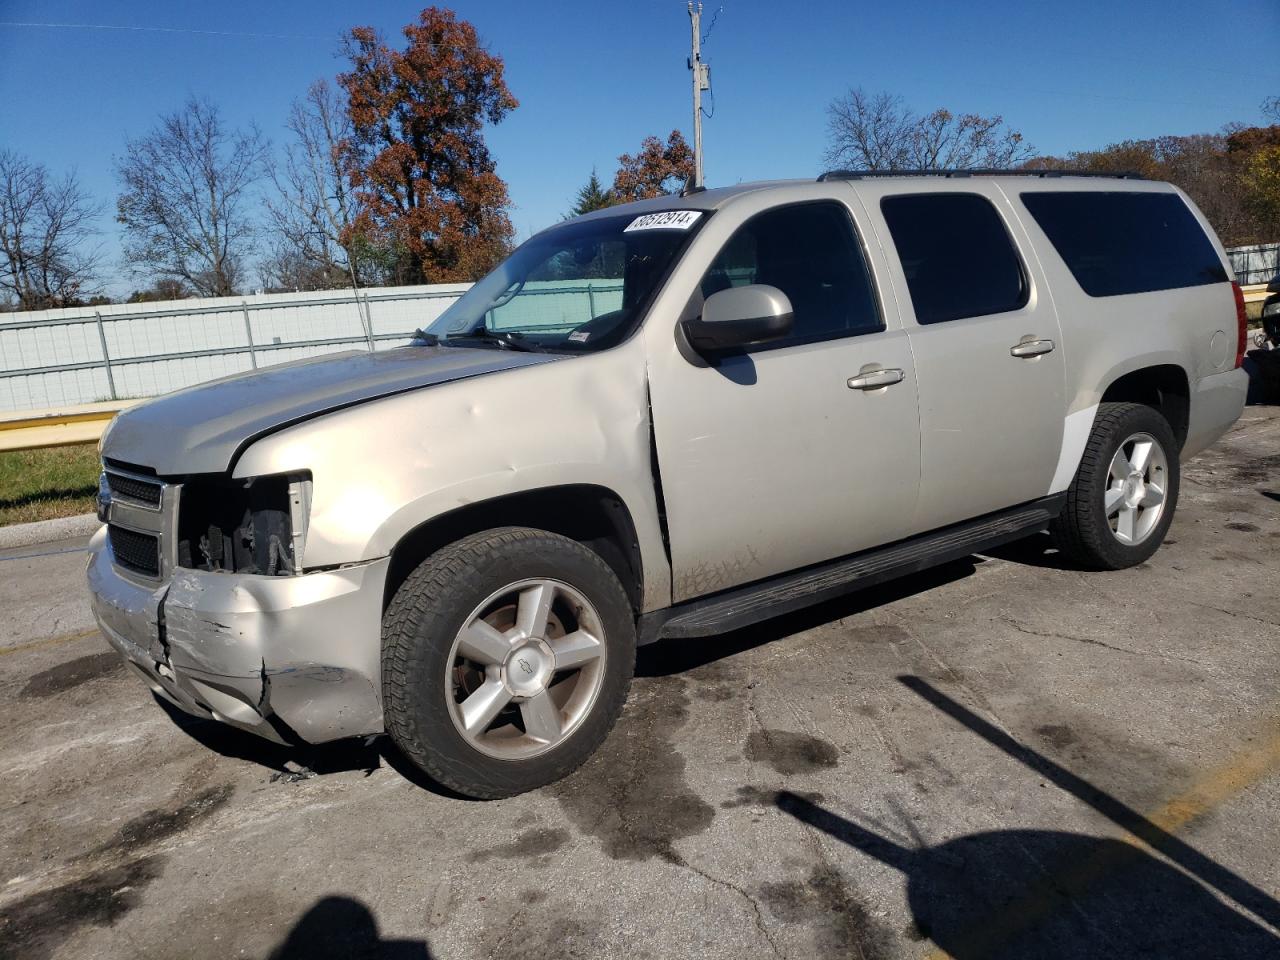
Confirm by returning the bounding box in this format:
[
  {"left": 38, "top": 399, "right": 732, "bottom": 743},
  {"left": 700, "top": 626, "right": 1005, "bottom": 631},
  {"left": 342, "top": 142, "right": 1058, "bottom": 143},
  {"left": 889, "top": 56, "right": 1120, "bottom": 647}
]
[{"left": 569, "top": 169, "right": 614, "bottom": 217}]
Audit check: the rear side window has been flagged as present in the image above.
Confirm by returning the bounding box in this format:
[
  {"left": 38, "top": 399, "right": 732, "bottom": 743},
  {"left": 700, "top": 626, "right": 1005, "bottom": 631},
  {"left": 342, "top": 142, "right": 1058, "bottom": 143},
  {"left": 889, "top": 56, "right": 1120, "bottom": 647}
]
[
  {"left": 1020, "top": 191, "right": 1228, "bottom": 297},
  {"left": 880, "top": 193, "right": 1028, "bottom": 325},
  {"left": 700, "top": 201, "right": 882, "bottom": 345}
]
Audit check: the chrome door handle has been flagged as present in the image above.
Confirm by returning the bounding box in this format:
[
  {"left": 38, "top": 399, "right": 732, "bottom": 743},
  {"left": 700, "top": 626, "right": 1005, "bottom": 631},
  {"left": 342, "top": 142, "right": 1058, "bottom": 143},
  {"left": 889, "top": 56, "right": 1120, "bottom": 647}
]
[
  {"left": 847, "top": 367, "right": 905, "bottom": 390},
  {"left": 1010, "top": 338, "right": 1055, "bottom": 358}
]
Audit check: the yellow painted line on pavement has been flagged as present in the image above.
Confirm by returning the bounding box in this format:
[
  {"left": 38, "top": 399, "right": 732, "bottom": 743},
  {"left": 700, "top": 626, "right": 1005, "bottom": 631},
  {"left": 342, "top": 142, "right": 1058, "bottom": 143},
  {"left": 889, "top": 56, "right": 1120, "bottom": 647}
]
[
  {"left": 924, "top": 721, "right": 1280, "bottom": 958},
  {"left": 0, "top": 627, "right": 102, "bottom": 658}
]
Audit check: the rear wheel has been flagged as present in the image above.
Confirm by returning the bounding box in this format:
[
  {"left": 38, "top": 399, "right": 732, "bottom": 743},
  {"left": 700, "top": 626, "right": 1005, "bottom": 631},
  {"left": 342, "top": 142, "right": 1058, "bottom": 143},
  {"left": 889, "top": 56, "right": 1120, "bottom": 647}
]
[
  {"left": 1051, "top": 402, "right": 1179, "bottom": 570},
  {"left": 382, "top": 527, "right": 635, "bottom": 799}
]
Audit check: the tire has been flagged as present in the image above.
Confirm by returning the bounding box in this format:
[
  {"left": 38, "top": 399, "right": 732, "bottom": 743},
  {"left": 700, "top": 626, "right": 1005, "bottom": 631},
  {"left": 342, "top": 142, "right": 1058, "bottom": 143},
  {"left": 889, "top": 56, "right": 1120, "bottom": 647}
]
[
  {"left": 382, "top": 526, "right": 635, "bottom": 799},
  {"left": 1051, "top": 402, "right": 1180, "bottom": 571}
]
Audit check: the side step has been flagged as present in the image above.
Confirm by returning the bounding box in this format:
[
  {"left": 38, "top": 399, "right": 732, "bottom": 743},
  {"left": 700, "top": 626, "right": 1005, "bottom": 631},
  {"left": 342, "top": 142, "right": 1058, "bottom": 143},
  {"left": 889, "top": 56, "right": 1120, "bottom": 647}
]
[{"left": 642, "top": 495, "right": 1064, "bottom": 644}]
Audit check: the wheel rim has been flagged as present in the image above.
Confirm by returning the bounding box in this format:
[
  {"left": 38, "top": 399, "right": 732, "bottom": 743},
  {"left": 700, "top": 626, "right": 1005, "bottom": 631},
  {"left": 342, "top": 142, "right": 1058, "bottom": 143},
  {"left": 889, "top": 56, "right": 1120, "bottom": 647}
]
[
  {"left": 1104, "top": 432, "right": 1168, "bottom": 547},
  {"left": 444, "top": 578, "right": 607, "bottom": 761}
]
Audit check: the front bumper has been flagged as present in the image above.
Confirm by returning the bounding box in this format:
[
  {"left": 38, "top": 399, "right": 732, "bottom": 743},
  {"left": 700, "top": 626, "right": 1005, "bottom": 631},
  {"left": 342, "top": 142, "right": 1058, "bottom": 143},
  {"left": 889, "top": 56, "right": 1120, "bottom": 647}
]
[{"left": 87, "top": 526, "right": 390, "bottom": 744}]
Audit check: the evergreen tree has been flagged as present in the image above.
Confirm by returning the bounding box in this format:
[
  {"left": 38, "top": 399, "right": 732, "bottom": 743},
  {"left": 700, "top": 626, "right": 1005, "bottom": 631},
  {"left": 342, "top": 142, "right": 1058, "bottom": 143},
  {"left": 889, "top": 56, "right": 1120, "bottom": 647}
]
[{"left": 569, "top": 169, "right": 613, "bottom": 217}]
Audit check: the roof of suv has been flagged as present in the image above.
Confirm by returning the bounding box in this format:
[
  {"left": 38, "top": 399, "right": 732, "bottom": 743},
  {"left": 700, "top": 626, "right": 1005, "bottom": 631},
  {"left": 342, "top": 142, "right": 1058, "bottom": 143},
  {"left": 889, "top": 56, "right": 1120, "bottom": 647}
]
[{"left": 577, "top": 170, "right": 1167, "bottom": 222}]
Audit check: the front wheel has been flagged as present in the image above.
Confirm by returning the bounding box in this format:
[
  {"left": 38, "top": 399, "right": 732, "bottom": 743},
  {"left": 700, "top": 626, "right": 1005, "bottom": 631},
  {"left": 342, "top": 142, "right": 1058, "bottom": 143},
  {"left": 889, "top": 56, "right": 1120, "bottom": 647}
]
[
  {"left": 382, "top": 527, "right": 635, "bottom": 799},
  {"left": 1051, "top": 402, "right": 1180, "bottom": 570}
]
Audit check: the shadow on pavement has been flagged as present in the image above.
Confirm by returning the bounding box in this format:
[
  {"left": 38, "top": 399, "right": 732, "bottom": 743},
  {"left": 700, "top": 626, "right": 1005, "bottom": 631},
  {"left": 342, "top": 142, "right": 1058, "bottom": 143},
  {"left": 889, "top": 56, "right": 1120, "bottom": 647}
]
[
  {"left": 152, "top": 694, "right": 475, "bottom": 799},
  {"left": 636, "top": 558, "right": 980, "bottom": 677},
  {"left": 978, "top": 531, "right": 1078, "bottom": 570},
  {"left": 776, "top": 677, "right": 1280, "bottom": 958},
  {"left": 267, "top": 896, "right": 432, "bottom": 959}
]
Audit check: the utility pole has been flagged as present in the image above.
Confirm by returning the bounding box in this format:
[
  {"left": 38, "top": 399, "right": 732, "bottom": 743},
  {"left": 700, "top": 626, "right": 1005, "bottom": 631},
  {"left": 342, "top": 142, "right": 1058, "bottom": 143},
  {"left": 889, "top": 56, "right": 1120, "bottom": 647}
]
[{"left": 688, "top": 2, "right": 709, "bottom": 189}]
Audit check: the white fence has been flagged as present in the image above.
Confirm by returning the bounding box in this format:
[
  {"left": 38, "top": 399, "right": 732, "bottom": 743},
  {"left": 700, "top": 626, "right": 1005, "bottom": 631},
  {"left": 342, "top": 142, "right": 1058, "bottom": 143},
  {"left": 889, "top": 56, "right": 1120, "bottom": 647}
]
[
  {"left": 1228, "top": 243, "right": 1280, "bottom": 286},
  {"left": 0, "top": 279, "right": 623, "bottom": 412}
]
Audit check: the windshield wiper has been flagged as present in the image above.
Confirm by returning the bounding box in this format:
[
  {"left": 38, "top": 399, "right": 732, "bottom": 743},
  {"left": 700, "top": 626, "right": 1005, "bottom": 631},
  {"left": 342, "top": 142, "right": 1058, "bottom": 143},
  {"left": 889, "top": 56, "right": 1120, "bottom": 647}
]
[{"left": 446, "top": 327, "right": 544, "bottom": 353}]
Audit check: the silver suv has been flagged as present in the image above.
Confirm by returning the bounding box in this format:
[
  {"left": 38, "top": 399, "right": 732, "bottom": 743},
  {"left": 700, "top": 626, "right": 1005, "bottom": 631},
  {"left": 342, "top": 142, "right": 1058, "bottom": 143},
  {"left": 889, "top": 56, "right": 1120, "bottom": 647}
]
[{"left": 87, "top": 171, "right": 1249, "bottom": 798}]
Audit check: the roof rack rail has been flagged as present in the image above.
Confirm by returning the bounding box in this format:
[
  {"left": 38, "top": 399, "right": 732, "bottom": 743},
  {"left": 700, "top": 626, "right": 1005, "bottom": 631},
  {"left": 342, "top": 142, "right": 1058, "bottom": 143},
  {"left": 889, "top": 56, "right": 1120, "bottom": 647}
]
[{"left": 817, "top": 168, "right": 1144, "bottom": 182}]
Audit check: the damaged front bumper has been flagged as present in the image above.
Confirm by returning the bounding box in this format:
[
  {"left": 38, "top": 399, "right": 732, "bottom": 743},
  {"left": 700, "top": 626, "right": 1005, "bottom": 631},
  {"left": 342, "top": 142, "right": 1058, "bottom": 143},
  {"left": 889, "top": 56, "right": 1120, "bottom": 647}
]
[{"left": 86, "top": 526, "right": 390, "bottom": 744}]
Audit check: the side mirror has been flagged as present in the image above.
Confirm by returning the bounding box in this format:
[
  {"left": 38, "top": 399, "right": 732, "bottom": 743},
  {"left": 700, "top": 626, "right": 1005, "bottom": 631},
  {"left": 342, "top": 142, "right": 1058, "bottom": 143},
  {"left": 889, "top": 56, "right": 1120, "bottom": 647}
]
[
  {"left": 681, "top": 284, "right": 794, "bottom": 354},
  {"left": 1267, "top": 275, "right": 1280, "bottom": 294}
]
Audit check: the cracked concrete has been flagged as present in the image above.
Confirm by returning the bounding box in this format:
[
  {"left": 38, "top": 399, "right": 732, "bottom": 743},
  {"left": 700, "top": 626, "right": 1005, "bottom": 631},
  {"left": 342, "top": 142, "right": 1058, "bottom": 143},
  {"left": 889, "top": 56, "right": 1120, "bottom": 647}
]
[{"left": 1, "top": 406, "right": 1279, "bottom": 959}]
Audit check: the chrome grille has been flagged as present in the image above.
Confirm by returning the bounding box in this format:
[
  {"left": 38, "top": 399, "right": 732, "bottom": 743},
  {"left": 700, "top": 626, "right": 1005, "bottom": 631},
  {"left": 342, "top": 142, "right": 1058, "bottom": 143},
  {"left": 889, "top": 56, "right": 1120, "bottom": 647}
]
[
  {"left": 102, "top": 465, "right": 179, "bottom": 581},
  {"left": 107, "top": 525, "right": 161, "bottom": 577},
  {"left": 105, "top": 470, "right": 162, "bottom": 507}
]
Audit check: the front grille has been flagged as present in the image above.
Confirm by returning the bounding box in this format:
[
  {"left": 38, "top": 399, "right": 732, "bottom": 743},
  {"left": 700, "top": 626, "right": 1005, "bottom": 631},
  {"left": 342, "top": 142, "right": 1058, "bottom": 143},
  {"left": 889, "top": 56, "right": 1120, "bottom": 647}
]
[
  {"left": 108, "top": 524, "right": 161, "bottom": 577},
  {"left": 105, "top": 471, "right": 162, "bottom": 507}
]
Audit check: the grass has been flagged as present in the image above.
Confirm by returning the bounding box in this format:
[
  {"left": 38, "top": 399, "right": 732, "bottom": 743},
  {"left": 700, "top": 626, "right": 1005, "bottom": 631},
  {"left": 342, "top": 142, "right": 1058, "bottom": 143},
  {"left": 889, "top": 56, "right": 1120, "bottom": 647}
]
[{"left": 0, "top": 444, "right": 100, "bottom": 526}]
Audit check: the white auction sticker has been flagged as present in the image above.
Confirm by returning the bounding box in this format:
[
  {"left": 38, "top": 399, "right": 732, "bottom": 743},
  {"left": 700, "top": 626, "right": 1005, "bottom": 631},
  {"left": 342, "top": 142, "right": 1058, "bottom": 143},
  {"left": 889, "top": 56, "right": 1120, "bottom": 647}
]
[{"left": 623, "top": 210, "right": 703, "bottom": 232}]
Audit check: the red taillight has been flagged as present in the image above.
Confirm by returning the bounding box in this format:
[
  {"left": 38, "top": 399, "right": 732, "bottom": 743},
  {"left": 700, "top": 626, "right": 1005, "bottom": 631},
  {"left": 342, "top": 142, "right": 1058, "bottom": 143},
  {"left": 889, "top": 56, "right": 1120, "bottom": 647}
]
[{"left": 1231, "top": 281, "right": 1248, "bottom": 368}]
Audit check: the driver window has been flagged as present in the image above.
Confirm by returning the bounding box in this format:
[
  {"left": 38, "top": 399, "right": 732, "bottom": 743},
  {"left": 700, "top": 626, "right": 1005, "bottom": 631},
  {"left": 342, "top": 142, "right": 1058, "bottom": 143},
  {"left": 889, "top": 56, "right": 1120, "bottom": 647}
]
[{"left": 700, "top": 202, "right": 882, "bottom": 344}]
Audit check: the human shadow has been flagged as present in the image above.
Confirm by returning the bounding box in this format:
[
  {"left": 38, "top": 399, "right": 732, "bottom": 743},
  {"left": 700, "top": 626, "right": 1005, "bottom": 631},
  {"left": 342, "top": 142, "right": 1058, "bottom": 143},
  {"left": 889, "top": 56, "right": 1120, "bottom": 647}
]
[
  {"left": 267, "top": 896, "right": 431, "bottom": 959},
  {"left": 777, "top": 794, "right": 1278, "bottom": 959},
  {"left": 775, "top": 677, "right": 1280, "bottom": 958}
]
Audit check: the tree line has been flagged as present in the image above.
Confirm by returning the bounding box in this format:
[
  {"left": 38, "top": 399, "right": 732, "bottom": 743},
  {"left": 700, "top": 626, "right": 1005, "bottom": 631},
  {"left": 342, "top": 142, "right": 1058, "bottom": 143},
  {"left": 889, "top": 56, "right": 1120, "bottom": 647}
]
[
  {"left": 1, "top": 6, "right": 1277, "bottom": 311},
  {"left": 820, "top": 88, "right": 1280, "bottom": 247},
  {"left": 0, "top": 7, "right": 696, "bottom": 311}
]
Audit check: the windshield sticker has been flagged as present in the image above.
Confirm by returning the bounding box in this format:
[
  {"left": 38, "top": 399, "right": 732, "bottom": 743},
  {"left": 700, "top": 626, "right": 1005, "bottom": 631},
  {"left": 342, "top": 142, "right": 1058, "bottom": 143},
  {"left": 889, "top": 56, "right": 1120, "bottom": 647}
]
[
  {"left": 568, "top": 330, "right": 591, "bottom": 343},
  {"left": 623, "top": 210, "right": 703, "bottom": 232}
]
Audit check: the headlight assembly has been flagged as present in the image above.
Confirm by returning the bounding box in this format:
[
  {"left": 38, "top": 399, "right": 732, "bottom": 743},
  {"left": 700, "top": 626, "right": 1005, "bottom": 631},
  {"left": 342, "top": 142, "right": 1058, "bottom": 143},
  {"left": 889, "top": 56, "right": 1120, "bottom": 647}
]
[{"left": 176, "top": 472, "right": 311, "bottom": 575}]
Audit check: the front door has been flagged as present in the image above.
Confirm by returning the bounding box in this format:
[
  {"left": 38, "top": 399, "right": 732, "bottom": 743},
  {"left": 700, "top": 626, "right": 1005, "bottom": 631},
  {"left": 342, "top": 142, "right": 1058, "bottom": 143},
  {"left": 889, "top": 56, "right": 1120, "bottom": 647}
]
[{"left": 645, "top": 198, "right": 923, "bottom": 603}]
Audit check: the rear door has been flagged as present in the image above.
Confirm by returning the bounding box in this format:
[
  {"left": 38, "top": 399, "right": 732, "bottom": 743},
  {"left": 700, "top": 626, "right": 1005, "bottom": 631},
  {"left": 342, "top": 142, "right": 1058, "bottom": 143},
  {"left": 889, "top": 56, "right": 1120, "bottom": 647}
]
[
  {"left": 863, "top": 184, "right": 1066, "bottom": 531},
  {"left": 644, "top": 196, "right": 922, "bottom": 602}
]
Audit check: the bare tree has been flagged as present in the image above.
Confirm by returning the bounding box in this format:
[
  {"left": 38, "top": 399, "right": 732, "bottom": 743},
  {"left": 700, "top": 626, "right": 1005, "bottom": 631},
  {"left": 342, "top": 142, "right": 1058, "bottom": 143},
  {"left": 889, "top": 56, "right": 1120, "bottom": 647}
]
[
  {"left": 0, "top": 151, "right": 102, "bottom": 309},
  {"left": 824, "top": 90, "right": 917, "bottom": 171},
  {"left": 265, "top": 80, "right": 362, "bottom": 291},
  {"left": 825, "top": 88, "right": 1033, "bottom": 172},
  {"left": 116, "top": 98, "right": 267, "bottom": 297}
]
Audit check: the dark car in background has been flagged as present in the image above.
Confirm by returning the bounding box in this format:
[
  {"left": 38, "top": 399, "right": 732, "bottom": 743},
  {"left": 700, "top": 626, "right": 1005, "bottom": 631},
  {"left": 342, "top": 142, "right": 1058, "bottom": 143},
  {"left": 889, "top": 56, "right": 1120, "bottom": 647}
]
[{"left": 1260, "top": 274, "right": 1280, "bottom": 349}]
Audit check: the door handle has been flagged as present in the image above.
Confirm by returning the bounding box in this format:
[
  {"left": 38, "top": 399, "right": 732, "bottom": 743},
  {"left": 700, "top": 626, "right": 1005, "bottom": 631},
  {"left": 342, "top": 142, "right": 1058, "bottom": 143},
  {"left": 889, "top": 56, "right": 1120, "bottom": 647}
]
[
  {"left": 847, "top": 367, "right": 905, "bottom": 390},
  {"left": 1010, "top": 338, "right": 1055, "bottom": 358}
]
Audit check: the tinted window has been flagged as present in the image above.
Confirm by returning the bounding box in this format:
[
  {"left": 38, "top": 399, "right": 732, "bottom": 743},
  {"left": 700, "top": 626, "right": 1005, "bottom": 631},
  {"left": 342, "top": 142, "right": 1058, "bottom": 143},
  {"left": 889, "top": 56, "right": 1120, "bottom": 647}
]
[
  {"left": 700, "top": 202, "right": 881, "bottom": 344},
  {"left": 1020, "top": 191, "right": 1228, "bottom": 297},
  {"left": 880, "top": 193, "right": 1028, "bottom": 324}
]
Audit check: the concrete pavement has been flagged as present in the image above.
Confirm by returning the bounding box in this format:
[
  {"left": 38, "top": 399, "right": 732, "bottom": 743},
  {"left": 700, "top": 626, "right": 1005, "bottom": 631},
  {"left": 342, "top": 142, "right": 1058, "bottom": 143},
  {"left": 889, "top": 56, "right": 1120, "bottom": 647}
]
[{"left": 2, "top": 407, "right": 1279, "bottom": 959}]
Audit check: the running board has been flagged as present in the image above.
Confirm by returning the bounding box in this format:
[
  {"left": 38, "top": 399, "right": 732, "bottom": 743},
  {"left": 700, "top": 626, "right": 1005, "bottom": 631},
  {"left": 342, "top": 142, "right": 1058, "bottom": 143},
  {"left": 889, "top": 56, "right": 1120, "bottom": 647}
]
[{"left": 640, "top": 495, "right": 1064, "bottom": 644}]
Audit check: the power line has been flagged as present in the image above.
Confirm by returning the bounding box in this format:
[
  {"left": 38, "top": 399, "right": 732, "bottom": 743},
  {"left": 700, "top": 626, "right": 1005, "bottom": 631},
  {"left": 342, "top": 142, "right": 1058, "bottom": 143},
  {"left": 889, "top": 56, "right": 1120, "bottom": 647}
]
[
  {"left": 700, "top": 4, "right": 724, "bottom": 47},
  {"left": 0, "top": 21, "right": 329, "bottom": 42}
]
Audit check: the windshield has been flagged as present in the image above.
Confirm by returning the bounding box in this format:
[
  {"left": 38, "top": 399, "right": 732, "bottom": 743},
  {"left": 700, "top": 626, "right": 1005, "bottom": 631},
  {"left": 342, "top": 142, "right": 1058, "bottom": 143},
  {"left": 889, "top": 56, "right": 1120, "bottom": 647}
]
[{"left": 424, "top": 211, "right": 705, "bottom": 352}]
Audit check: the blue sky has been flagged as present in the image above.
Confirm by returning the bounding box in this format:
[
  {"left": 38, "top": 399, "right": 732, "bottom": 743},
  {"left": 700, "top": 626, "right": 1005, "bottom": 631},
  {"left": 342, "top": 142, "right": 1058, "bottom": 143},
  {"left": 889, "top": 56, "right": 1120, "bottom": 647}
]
[{"left": 1, "top": 0, "right": 1277, "bottom": 296}]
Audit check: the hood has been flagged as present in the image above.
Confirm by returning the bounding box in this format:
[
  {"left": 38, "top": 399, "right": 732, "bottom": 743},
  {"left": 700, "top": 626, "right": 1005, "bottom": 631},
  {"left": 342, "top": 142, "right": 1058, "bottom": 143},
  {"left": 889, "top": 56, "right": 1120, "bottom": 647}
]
[{"left": 102, "top": 345, "right": 559, "bottom": 475}]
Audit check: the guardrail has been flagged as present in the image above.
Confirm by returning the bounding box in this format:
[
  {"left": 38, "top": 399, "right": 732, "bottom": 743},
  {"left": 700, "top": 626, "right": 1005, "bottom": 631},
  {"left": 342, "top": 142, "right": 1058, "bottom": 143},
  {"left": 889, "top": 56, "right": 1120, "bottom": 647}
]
[
  {"left": 0, "top": 401, "right": 135, "bottom": 453},
  {"left": 1242, "top": 282, "right": 1270, "bottom": 305}
]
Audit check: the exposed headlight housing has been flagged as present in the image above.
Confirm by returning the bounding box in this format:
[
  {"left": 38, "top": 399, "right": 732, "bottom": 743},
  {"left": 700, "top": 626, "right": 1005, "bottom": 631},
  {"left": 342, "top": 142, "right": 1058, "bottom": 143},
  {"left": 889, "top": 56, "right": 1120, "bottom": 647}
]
[{"left": 176, "top": 472, "right": 311, "bottom": 575}]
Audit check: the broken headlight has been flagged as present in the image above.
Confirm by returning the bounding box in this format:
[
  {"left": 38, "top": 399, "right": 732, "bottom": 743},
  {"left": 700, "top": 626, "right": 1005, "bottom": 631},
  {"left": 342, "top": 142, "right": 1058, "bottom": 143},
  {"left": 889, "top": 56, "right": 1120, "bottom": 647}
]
[{"left": 176, "top": 473, "right": 311, "bottom": 576}]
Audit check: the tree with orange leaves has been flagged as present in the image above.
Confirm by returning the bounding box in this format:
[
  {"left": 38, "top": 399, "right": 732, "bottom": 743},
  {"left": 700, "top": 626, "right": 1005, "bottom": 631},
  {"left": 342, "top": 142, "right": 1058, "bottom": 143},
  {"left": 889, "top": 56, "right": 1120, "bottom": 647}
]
[
  {"left": 611, "top": 131, "right": 695, "bottom": 203},
  {"left": 338, "top": 8, "right": 518, "bottom": 284}
]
